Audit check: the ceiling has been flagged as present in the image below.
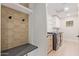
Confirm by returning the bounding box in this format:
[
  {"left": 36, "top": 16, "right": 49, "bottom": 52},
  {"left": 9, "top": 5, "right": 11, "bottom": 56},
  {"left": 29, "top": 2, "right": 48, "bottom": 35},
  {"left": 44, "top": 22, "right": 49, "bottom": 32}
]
[{"left": 47, "top": 3, "right": 78, "bottom": 19}]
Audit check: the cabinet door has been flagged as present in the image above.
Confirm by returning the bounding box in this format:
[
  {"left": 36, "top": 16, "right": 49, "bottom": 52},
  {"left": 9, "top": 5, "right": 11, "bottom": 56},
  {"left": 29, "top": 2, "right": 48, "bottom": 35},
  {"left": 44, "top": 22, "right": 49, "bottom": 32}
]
[
  {"left": 48, "top": 35, "right": 53, "bottom": 54},
  {"left": 60, "top": 33, "right": 63, "bottom": 46}
]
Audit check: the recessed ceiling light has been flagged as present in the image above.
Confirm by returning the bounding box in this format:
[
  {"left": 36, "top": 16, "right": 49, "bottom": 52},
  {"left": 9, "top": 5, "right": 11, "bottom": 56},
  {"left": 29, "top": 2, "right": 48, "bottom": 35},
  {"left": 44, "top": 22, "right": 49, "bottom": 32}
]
[{"left": 64, "top": 7, "right": 69, "bottom": 11}]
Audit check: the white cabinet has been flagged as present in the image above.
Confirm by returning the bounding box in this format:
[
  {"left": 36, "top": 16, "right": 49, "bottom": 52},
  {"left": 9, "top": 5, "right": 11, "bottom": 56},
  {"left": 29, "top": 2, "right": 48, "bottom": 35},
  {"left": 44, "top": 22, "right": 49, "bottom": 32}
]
[
  {"left": 52, "top": 16, "right": 60, "bottom": 28},
  {"left": 47, "top": 15, "right": 60, "bottom": 32}
]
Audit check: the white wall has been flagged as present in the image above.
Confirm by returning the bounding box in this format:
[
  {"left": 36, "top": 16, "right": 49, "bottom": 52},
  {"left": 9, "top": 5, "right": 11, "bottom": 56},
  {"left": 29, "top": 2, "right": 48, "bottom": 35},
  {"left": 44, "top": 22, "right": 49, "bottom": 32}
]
[
  {"left": 60, "top": 4, "right": 79, "bottom": 41},
  {"left": 60, "top": 16, "right": 79, "bottom": 41},
  {"left": 29, "top": 3, "right": 47, "bottom": 56}
]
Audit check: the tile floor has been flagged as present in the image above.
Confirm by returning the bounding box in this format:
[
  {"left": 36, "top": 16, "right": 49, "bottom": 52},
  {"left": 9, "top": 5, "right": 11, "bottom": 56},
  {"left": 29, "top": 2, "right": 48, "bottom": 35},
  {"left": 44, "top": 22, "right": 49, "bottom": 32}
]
[{"left": 48, "top": 40, "right": 79, "bottom": 56}]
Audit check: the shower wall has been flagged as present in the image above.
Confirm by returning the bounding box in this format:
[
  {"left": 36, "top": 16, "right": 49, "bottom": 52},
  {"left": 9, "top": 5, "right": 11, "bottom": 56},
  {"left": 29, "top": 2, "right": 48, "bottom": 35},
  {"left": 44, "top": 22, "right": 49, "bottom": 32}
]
[{"left": 1, "top": 5, "right": 29, "bottom": 51}]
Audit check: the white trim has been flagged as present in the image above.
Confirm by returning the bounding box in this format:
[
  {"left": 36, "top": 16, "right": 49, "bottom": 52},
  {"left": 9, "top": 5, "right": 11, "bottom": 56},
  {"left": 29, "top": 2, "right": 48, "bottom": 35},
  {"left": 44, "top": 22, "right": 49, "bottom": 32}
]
[{"left": 2, "top": 3, "right": 32, "bottom": 15}]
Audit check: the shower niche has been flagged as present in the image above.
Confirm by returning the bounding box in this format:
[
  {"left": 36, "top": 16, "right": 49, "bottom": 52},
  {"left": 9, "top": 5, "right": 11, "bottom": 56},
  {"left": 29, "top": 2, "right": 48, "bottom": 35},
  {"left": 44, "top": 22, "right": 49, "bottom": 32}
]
[{"left": 1, "top": 5, "right": 29, "bottom": 51}]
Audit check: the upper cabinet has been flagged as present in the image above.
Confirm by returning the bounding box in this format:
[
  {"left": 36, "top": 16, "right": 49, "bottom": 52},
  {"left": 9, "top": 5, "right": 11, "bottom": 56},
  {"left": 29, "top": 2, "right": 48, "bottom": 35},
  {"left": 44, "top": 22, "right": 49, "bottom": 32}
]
[
  {"left": 55, "top": 16, "right": 60, "bottom": 28},
  {"left": 47, "top": 15, "right": 60, "bottom": 32}
]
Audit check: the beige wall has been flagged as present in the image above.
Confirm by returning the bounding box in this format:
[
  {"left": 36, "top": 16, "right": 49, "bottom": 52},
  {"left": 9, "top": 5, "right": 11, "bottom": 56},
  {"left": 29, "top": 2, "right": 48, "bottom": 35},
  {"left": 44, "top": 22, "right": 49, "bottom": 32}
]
[{"left": 1, "top": 6, "right": 29, "bottom": 51}]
